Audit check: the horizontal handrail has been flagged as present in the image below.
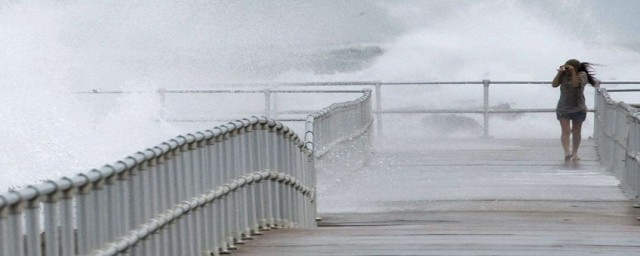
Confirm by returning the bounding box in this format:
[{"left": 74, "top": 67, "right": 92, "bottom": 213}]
[
  {"left": 606, "top": 89, "right": 640, "bottom": 92},
  {"left": 381, "top": 108, "right": 595, "bottom": 114},
  {"left": 76, "top": 82, "right": 639, "bottom": 137},
  {"left": 75, "top": 89, "right": 367, "bottom": 94},
  {"left": 190, "top": 80, "right": 635, "bottom": 137},
  {"left": 0, "top": 117, "right": 309, "bottom": 207},
  {"left": 191, "top": 80, "right": 640, "bottom": 86}
]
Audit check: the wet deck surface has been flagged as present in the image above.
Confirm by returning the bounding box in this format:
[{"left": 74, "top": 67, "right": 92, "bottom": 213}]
[{"left": 234, "top": 138, "right": 640, "bottom": 255}]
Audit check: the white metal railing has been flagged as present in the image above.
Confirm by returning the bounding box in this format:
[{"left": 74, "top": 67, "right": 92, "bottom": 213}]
[
  {"left": 594, "top": 88, "right": 640, "bottom": 204},
  {"left": 0, "top": 90, "right": 373, "bottom": 256},
  {"left": 305, "top": 90, "right": 373, "bottom": 158},
  {"left": 80, "top": 81, "right": 639, "bottom": 138},
  {"left": 216, "top": 80, "right": 637, "bottom": 137}
]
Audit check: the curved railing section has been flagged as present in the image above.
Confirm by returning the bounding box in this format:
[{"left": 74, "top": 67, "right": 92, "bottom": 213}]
[
  {"left": 0, "top": 89, "right": 374, "bottom": 256},
  {"left": 305, "top": 89, "right": 373, "bottom": 158},
  {"left": 0, "top": 117, "right": 314, "bottom": 256},
  {"left": 95, "top": 170, "right": 313, "bottom": 256},
  {"left": 594, "top": 88, "right": 640, "bottom": 204}
]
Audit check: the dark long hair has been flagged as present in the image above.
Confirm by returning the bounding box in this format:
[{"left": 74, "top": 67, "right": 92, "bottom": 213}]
[{"left": 578, "top": 62, "right": 598, "bottom": 86}]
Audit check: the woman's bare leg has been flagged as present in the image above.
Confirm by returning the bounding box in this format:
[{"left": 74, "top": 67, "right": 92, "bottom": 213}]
[
  {"left": 559, "top": 118, "right": 572, "bottom": 158},
  {"left": 571, "top": 119, "right": 583, "bottom": 159}
]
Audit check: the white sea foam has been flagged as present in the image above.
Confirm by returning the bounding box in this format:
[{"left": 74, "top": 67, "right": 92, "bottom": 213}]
[{"left": 1, "top": 1, "right": 639, "bottom": 191}]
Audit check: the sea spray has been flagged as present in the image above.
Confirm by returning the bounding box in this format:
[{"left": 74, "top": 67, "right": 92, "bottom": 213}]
[{"left": 1, "top": 1, "right": 639, "bottom": 192}]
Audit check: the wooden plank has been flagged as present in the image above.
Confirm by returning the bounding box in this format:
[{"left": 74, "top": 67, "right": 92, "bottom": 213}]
[{"left": 233, "top": 138, "right": 640, "bottom": 256}]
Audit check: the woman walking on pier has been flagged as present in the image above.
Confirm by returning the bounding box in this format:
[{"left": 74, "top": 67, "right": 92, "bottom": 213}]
[{"left": 552, "top": 59, "right": 598, "bottom": 161}]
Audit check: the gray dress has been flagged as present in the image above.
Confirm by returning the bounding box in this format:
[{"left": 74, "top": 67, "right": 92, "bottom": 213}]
[{"left": 556, "top": 71, "right": 588, "bottom": 115}]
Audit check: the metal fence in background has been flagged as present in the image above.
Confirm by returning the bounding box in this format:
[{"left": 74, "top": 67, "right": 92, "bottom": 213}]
[
  {"left": 594, "top": 88, "right": 640, "bottom": 205},
  {"left": 78, "top": 81, "right": 640, "bottom": 138},
  {"left": 159, "top": 81, "right": 640, "bottom": 138},
  {"left": 0, "top": 90, "right": 374, "bottom": 256}
]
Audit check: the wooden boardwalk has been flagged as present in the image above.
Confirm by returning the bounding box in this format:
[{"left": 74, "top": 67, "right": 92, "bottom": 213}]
[{"left": 234, "top": 138, "right": 640, "bottom": 255}]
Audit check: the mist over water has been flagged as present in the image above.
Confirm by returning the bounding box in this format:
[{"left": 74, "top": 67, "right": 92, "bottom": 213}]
[{"left": 1, "top": 1, "right": 639, "bottom": 191}]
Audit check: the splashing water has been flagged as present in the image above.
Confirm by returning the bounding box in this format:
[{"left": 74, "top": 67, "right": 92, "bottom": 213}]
[{"left": 1, "top": 1, "right": 639, "bottom": 191}]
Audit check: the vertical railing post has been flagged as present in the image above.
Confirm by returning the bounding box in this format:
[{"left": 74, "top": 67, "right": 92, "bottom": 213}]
[
  {"left": 44, "top": 187, "right": 62, "bottom": 256},
  {"left": 60, "top": 184, "right": 76, "bottom": 256},
  {"left": 482, "top": 79, "right": 490, "bottom": 138},
  {"left": 374, "top": 81, "right": 383, "bottom": 137},
  {"left": 609, "top": 106, "right": 618, "bottom": 172},
  {"left": 272, "top": 87, "right": 279, "bottom": 120},
  {"left": 76, "top": 179, "right": 94, "bottom": 256},
  {"left": 25, "top": 192, "right": 42, "bottom": 256},
  {"left": 7, "top": 198, "right": 25, "bottom": 256},
  {"left": 593, "top": 88, "right": 601, "bottom": 139},
  {"left": 264, "top": 89, "right": 272, "bottom": 118},
  {"left": 0, "top": 200, "right": 8, "bottom": 256}
]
